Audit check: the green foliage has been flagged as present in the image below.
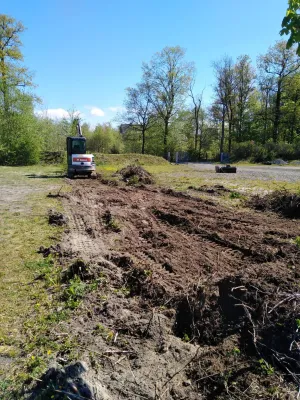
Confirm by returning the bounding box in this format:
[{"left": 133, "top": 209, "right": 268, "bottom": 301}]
[
  {"left": 229, "top": 191, "right": 242, "bottom": 199},
  {"left": 182, "top": 333, "right": 190, "bottom": 342},
  {"left": 294, "top": 236, "right": 300, "bottom": 248},
  {"left": 63, "top": 275, "right": 87, "bottom": 309},
  {"left": 281, "top": 1, "right": 300, "bottom": 55},
  {"left": 86, "top": 123, "right": 123, "bottom": 154},
  {"left": 231, "top": 141, "right": 300, "bottom": 163},
  {"left": 258, "top": 358, "right": 275, "bottom": 376}
]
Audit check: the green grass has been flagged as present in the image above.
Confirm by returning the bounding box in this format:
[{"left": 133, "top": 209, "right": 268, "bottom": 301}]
[
  {"left": 0, "top": 165, "right": 70, "bottom": 398},
  {"left": 94, "top": 153, "right": 168, "bottom": 168}
]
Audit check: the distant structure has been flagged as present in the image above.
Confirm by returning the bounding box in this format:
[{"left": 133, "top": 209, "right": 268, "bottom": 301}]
[{"left": 119, "top": 124, "right": 132, "bottom": 135}]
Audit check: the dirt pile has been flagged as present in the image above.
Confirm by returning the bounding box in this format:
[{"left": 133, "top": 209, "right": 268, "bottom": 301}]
[
  {"left": 118, "top": 165, "right": 154, "bottom": 185},
  {"left": 247, "top": 190, "right": 300, "bottom": 218}
]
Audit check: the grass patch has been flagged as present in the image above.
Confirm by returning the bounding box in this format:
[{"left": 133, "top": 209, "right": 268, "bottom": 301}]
[
  {"left": 0, "top": 165, "right": 71, "bottom": 398},
  {"left": 94, "top": 153, "right": 168, "bottom": 168}
]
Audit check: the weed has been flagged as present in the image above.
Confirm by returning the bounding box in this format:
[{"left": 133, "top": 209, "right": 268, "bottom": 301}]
[
  {"left": 258, "top": 358, "right": 274, "bottom": 376},
  {"left": 102, "top": 210, "right": 121, "bottom": 232},
  {"left": 229, "top": 346, "right": 241, "bottom": 356},
  {"left": 63, "top": 275, "right": 87, "bottom": 309},
  {"left": 128, "top": 175, "right": 140, "bottom": 185},
  {"left": 229, "top": 191, "right": 242, "bottom": 199},
  {"left": 93, "top": 324, "right": 114, "bottom": 342},
  {"left": 113, "top": 287, "right": 131, "bottom": 296},
  {"left": 182, "top": 333, "right": 190, "bottom": 342},
  {"left": 294, "top": 236, "right": 300, "bottom": 248}
]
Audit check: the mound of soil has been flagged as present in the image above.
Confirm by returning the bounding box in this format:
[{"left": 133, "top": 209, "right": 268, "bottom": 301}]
[
  {"left": 118, "top": 165, "right": 154, "bottom": 185},
  {"left": 247, "top": 190, "right": 300, "bottom": 218}
]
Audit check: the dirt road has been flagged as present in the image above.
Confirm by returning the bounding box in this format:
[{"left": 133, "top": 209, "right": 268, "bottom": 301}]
[
  {"left": 189, "top": 162, "right": 300, "bottom": 183},
  {"left": 47, "top": 177, "right": 300, "bottom": 399}
]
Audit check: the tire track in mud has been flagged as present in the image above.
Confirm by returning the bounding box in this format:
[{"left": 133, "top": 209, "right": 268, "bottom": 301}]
[{"left": 62, "top": 198, "right": 107, "bottom": 260}]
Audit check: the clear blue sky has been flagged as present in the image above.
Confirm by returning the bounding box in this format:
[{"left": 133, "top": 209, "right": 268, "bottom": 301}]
[{"left": 3, "top": 0, "right": 287, "bottom": 126}]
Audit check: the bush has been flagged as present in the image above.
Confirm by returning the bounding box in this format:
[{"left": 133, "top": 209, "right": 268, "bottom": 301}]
[{"left": 231, "top": 141, "right": 300, "bottom": 163}]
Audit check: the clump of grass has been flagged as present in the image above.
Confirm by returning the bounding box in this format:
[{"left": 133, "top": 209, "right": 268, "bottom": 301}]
[
  {"left": 102, "top": 210, "right": 121, "bottom": 232},
  {"left": 295, "top": 236, "right": 300, "bottom": 248},
  {"left": 62, "top": 275, "right": 87, "bottom": 309},
  {"left": 229, "top": 191, "right": 242, "bottom": 199}
]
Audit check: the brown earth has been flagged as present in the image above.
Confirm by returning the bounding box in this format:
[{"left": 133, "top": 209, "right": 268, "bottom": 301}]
[{"left": 32, "top": 178, "right": 300, "bottom": 399}]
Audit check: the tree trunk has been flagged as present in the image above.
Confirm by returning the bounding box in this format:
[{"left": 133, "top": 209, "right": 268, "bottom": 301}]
[
  {"left": 194, "top": 107, "right": 199, "bottom": 151},
  {"left": 0, "top": 57, "right": 9, "bottom": 113},
  {"left": 220, "top": 105, "right": 225, "bottom": 160},
  {"left": 195, "top": 123, "right": 199, "bottom": 151},
  {"left": 262, "top": 95, "right": 268, "bottom": 144},
  {"left": 164, "top": 119, "right": 169, "bottom": 158},
  {"left": 273, "top": 80, "right": 282, "bottom": 143},
  {"left": 141, "top": 128, "right": 145, "bottom": 154},
  {"left": 228, "top": 121, "right": 232, "bottom": 154}
]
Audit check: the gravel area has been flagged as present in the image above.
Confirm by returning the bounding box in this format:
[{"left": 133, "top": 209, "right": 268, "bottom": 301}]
[{"left": 188, "top": 163, "right": 300, "bottom": 183}]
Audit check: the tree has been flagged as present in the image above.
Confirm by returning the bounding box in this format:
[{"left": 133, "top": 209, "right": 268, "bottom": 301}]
[
  {"left": 142, "top": 46, "right": 194, "bottom": 154},
  {"left": 234, "top": 55, "right": 256, "bottom": 142},
  {"left": 212, "top": 56, "right": 236, "bottom": 156},
  {"left": 0, "top": 14, "right": 40, "bottom": 165},
  {"left": 189, "top": 79, "right": 204, "bottom": 154},
  {"left": 281, "top": 73, "right": 300, "bottom": 142},
  {"left": 88, "top": 124, "right": 123, "bottom": 154},
  {"left": 258, "top": 41, "right": 300, "bottom": 142},
  {"left": 123, "top": 82, "right": 154, "bottom": 154},
  {"left": 281, "top": 0, "right": 300, "bottom": 55},
  {"left": 0, "top": 14, "right": 33, "bottom": 112}
]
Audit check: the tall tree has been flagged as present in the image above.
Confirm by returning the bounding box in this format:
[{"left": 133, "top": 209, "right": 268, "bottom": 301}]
[
  {"left": 143, "top": 46, "right": 194, "bottom": 155},
  {"left": 234, "top": 55, "right": 256, "bottom": 142},
  {"left": 189, "top": 79, "right": 204, "bottom": 153},
  {"left": 212, "top": 56, "right": 236, "bottom": 156},
  {"left": 123, "top": 82, "right": 153, "bottom": 154},
  {"left": 258, "top": 41, "right": 300, "bottom": 142},
  {"left": 0, "top": 14, "right": 33, "bottom": 112}
]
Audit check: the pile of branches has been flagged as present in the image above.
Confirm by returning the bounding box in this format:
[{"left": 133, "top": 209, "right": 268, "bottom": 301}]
[
  {"left": 247, "top": 190, "right": 300, "bottom": 218},
  {"left": 218, "top": 277, "right": 300, "bottom": 387}
]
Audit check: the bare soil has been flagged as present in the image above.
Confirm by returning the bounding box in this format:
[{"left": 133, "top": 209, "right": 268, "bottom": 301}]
[{"left": 33, "top": 178, "right": 300, "bottom": 399}]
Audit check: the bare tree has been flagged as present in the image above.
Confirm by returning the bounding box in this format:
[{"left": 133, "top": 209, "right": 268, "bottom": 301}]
[
  {"left": 143, "top": 46, "right": 194, "bottom": 155},
  {"left": 258, "top": 41, "right": 300, "bottom": 142},
  {"left": 123, "top": 82, "right": 153, "bottom": 154},
  {"left": 189, "top": 79, "right": 204, "bottom": 153}
]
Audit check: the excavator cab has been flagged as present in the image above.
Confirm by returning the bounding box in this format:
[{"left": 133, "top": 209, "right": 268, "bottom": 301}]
[{"left": 66, "top": 124, "right": 95, "bottom": 178}]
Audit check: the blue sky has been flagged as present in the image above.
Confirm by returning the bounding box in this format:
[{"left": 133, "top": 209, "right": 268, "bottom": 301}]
[{"left": 3, "top": 0, "right": 287, "bottom": 126}]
